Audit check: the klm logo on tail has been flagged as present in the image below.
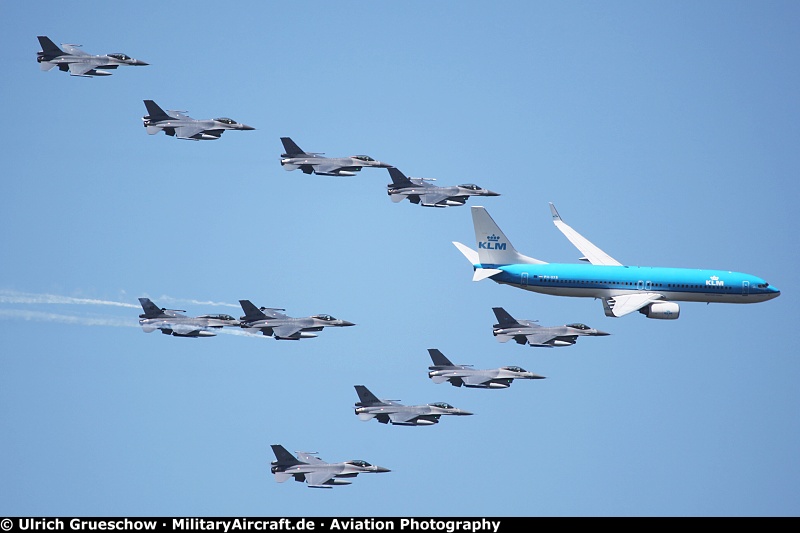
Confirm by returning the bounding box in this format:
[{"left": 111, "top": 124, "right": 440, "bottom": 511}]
[
  {"left": 706, "top": 275, "right": 725, "bottom": 287},
  {"left": 479, "top": 234, "right": 506, "bottom": 250}
]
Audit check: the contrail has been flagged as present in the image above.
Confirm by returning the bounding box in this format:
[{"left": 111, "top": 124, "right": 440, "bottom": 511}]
[
  {"left": 0, "top": 309, "right": 138, "bottom": 328},
  {"left": 0, "top": 290, "right": 138, "bottom": 308},
  {"left": 152, "top": 296, "right": 240, "bottom": 309}
]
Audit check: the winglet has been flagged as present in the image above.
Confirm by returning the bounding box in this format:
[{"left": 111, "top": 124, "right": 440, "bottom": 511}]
[{"left": 548, "top": 202, "right": 621, "bottom": 266}]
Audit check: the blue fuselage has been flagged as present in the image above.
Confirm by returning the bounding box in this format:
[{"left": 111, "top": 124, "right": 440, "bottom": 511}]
[{"left": 479, "top": 263, "right": 780, "bottom": 304}]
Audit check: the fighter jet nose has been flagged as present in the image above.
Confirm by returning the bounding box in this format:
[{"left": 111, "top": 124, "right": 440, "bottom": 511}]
[
  {"left": 137, "top": 61, "right": 149, "bottom": 66},
  {"left": 240, "top": 125, "right": 255, "bottom": 130},
  {"left": 375, "top": 467, "right": 391, "bottom": 473},
  {"left": 458, "top": 410, "right": 474, "bottom": 416},
  {"left": 339, "top": 320, "right": 356, "bottom": 327},
  {"left": 594, "top": 330, "right": 611, "bottom": 336},
  {"left": 486, "top": 191, "right": 501, "bottom": 196}
]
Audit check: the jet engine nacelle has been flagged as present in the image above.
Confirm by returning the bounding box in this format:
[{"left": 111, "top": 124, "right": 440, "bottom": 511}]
[
  {"left": 640, "top": 302, "right": 681, "bottom": 320},
  {"left": 410, "top": 419, "right": 437, "bottom": 426}
]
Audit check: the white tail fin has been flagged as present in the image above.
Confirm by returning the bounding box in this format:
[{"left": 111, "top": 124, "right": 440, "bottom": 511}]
[{"left": 470, "top": 206, "right": 546, "bottom": 266}]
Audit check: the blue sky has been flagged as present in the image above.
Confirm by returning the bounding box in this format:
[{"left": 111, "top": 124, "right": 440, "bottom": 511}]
[{"left": 1, "top": 0, "right": 799, "bottom": 517}]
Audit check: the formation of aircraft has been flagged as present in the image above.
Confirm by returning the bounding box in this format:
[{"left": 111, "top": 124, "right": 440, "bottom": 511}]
[
  {"left": 269, "top": 445, "right": 390, "bottom": 489},
  {"left": 36, "top": 36, "right": 148, "bottom": 77},
  {"left": 137, "top": 297, "right": 240, "bottom": 338},
  {"left": 142, "top": 100, "right": 254, "bottom": 141},
  {"left": 280, "top": 137, "right": 392, "bottom": 176},
  {"left": 41, "top": 35, "right": 782, "bottom": 484},
  {"left": 386, "top": 167, "right": 500, "bottom": 208},
  {"left": 453, "top": 204, "right": 780, "bottom": 319},
  {"left": 353, "top": 385, "right": 473, "bottom": 426},
  {"left": 238, "top": 299, "right": 355, "bottom": 340},
  {"left": 491, "top": 307, "right": 610, "bottom": 347},
  {"left": 427, "top": 348, "right": 544, "bottom": 388}
]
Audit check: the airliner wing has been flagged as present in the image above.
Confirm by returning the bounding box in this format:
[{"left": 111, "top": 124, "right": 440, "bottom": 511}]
[
  {"left": 605, "top": 292, "right": 664, "bottom": 317},
  {"left": 549, "top": 203, "right": 622, "bottom": 266}
]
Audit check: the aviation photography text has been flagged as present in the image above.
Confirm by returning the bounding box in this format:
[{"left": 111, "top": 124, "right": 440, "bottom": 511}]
[{"left": 6, "top": 518, "right": 504, "bottom": 533}]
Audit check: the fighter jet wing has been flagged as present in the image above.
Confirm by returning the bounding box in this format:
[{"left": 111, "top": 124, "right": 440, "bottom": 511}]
[
  {"left": 296, "top": 452, "right": 326, "bottom": 464},
  {"left": 523, "top": 332, "right": 560, "bottom": 346},
  {"left": 304, "top": 470, "right": 336, "bottom": 488},
  {"left": 312, "top": 162, "right": 344, "bottom": 175},
  {"left": 604, "top": 292, "right": 665, "bottom": 317},
  {"left": 175, "top": 125, "right": 210, "bottom": 140},
  {"left": 462, "top": 375, "right": 492, "bottom": 386},
  {"left": 61, "top": 44, "right": 90, "bottom": 56},
  {"left": 272, "top": 325, "right": 303, "bottom": 339},
  {"left": 68, "top": 61, "right": 102, "bottom": 76},
  {"left": 549, "top": 203, "right": 622, "bottom": 266},
  {"left": 388, "top": 411, "right": 419, "bottom": 424},
  {"left": 420, "top": 193, "right": 451, "bottom": 206}
]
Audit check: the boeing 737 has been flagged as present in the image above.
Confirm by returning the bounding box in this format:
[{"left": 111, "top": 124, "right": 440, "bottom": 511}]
[{"left": 453, "top": 204, "right": 780, "bottom": 319}]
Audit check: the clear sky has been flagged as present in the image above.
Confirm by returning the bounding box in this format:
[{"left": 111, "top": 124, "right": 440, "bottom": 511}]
[{"left": 1, "top": 0, "right": 799, "bottom": 518}]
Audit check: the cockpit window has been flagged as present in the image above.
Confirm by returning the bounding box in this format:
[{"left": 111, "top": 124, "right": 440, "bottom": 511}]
[
  {"left": 430, "top": 402, "right": 454, "bottom": 409},
  {"left": 215, "top": 117, "right": 238, "bottom": 125},
  {"left": 459, "top": 184, "right": 480, "bottom": 190},
  {"left": 503, "top": 366, "right": 526, "bottom": 372},
  {"left": 347, "top": 460, "right": 372, "bottom": 467},
  {"left": 352, "top": 155, "right": 375, "bottom": 162},
  {"left": 312, "top": 314, "right": 335, "bottom": 321},
  {"left": 108, "top": 53, "right": 131, "bottom": 61},
  {"left": 566, "top": 323, "right": 590, "bottom": 330},
  {"left": 199, "top": 314, "right": 235, "bottom": 321}
]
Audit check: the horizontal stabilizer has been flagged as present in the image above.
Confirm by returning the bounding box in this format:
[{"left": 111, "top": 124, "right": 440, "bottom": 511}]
[
  {"left": 473, "top": 268, "right": 502, "bottom": 282},
  {"left": 452, "top": 241, "right": 479, "bottom": 265}
]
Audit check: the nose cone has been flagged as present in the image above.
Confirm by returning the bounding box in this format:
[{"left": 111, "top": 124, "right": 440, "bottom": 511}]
[
  {"left": 373, "top": 161, "right": 392, "bottom": 168},
  {"left": 453, "top": 409, "right": 473, "bottom": 416},
  {"left": 591, "top": 330, "right": 611, "bottom": 336},
  {"left": 373, "top": 466, "right": 391, "bottom": 473},
  {"left": 484, "top": 190, "right": 501, "bottom": 197},
  {"left": 239, "top": 124, "right": 255, "bottom": 130},
  {"left": 523, "top": 372, "right": 547, "bottom": 380},
  {"left": 134, "top": 60, "right": 149, "bottom": 66},
  {"left": 337, "top": 320, "right": 356, "bottom": 327}
]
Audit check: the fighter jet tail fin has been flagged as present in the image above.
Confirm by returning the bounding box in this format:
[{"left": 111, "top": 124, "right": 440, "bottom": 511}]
[
  {"left": 239, "top": 300, "right": 267, "bottom": 321},
  {"left": 427, "top": 348, "right": 455, "bottom": 367},
  {"left": 37, "top": 36, "right": 64, "bottom": 57},
  {"left": 270, "top": 444, "right": 304, "bottom": 466},
  {"left": 138, "top": 297, "right": 163, "bottom": 318},
  {"left": 492, "top": 307, "right": 521, "bottom": 328},
  {"left": 280, "top": 137, "right": 306, "bottom": 156},
  {"left": 143, "top": 99, "right": 169, "bottom": 119},
  {"left": 387, "top": 167, "right": 416, "bottom": 187},
  {"left": 354, "top": 385, "right": 384, "bottom": 406}
]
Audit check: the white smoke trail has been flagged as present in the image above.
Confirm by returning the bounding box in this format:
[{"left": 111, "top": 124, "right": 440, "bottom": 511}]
[
  {"left": 153, "top": 296, "right": 240, "bottom": 309},
  {"left": 0, "top": 309, "right": 138, "bottom": 328},
  {"left": 0, "top": 290, "right": 138, "bottom": 308}
]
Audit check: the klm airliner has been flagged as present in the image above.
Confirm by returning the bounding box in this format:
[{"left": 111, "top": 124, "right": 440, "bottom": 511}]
[{"left": 453, "top": 204, "right": 780, "bottom": 319}]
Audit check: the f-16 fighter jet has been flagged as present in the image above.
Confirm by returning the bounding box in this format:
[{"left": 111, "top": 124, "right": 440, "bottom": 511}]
[
  {"left": 491, "top": 307, "right": 610, "bottom": 347},
  {"left": 142, "top": 100, "right": 254, "bottom": 140},
  {"left": 354, "top": 385, "right": 473, "bottom": 426},
  {"left": 36, "top": 36, "right": 148, "bottom": 77},
  {"left": 238, "top": 299, "right": 355, "bottom": 340},
  {"left": 270, "top": 445, "right": 390, "bottom": 489},
  {"left": 386, "top": 167, "right": 500, "bottom": 208},
  {"left": 137, "top": 297, "right": 240, "bottom": 338},
  {"left": 279, "top": 137, "right": 391, "bottom": 176},
  {"left": 426, "top": 348, "right": 545, "bottom": 388}
]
